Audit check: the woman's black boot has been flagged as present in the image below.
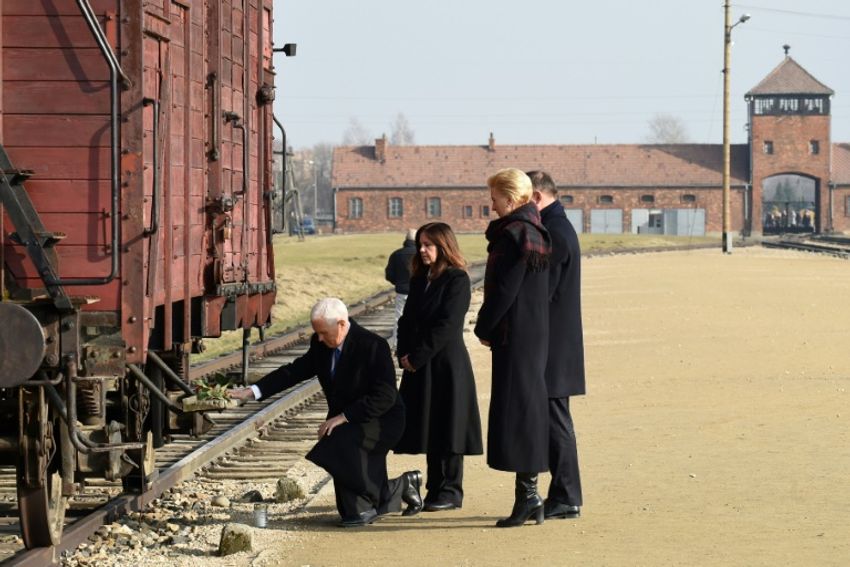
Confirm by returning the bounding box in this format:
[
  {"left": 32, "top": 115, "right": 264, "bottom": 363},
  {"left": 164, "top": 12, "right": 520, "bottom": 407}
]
[{"left": 495, "top": 473, "right": 544, "bottom": 527}]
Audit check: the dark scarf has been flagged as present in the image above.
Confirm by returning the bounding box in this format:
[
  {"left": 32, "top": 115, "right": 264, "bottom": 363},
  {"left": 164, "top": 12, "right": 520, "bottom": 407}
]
[{"left": 485, "top": 202, "right": 551, "bottom": 272}]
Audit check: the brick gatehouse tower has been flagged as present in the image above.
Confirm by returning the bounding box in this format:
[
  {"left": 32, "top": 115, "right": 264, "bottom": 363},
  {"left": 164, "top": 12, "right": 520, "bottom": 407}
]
[{"left": 746, "top": 50, "right": 834, "bottom": 235}]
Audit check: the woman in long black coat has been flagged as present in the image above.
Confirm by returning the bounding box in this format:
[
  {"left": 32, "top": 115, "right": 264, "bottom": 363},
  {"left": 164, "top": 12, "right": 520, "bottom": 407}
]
[
  {"left": 395, "top": 222, "right": 483, "bottom": 511},
  {"left": 474, "top": 168, "right": 551, "bottom": 528}
]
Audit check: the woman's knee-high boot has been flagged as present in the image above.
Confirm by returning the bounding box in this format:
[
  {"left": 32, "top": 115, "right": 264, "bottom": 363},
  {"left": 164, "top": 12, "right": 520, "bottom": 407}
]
[{"left": 495, "top": 473, "right": 544, "bottom": 527}]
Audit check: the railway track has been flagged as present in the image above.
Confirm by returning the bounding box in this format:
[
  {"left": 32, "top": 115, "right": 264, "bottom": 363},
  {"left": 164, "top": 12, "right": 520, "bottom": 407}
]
[
  {"left": 0, "top": 293, "right": 401, "bottom": 566},
  {"left": 761, "top": 235, "right": 850, "bottom": 259},
  {"left": 1, "top": 265, "right": 489, "bottom": 567}
]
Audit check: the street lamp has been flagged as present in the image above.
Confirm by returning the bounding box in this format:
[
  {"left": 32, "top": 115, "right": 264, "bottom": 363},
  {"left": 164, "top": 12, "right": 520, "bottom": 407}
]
[{"left": 722, "top": 3, "right": 750, "bottom": 254}]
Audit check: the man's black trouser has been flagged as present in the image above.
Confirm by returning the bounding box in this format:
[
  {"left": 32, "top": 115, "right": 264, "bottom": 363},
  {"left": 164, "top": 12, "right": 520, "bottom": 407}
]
[{"left": 547, "top": 397, "right": 582, "bottom": 506}]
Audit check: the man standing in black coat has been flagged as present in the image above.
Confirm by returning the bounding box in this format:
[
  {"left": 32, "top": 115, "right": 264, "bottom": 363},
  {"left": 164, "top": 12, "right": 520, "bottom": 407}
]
[
  {"left": 230, "top": 298, "right": 423, "bottom": 527},
  {"left": 528, "top": 171, "right": 586, "bottom": 520},
  {"left": 385, "top": 229, "right": 417, "bottom": 349}
]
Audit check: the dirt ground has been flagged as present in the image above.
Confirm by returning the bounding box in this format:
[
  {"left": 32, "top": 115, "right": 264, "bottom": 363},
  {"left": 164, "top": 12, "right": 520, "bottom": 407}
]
[{"left": 218, "top": 247, "right": 850, "bottom": 566}]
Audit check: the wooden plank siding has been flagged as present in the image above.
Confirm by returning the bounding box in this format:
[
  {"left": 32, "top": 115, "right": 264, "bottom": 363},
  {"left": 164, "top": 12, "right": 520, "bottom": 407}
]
[{"left": 2, "top": 0, "right": 277, "bottom": 361}]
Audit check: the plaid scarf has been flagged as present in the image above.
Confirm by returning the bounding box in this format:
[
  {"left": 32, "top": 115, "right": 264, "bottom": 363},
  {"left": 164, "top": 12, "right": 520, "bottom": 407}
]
[{"left": 485, "top": 202, "right": 551, "bottom": 272}]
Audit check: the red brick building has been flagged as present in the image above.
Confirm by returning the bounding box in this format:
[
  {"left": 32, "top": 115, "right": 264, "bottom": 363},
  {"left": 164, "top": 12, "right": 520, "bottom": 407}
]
[{"left": 331, "top": 57, "right": 850, "bottom": 236}]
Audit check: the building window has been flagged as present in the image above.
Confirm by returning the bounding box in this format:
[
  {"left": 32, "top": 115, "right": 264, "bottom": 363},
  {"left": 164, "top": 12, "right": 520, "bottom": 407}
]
[
  {"left": 388, "top": 197, "right": 403, "bottom": 218},
  {"left": 463, "top": 205, "right": 473, "bottom": 218},
  {"left": 560, "top": 195, "right": 574, "bottom": 205},
  {"left": 846, "top": 196, "right": 850, "bottom": 217},
  {"left": 763, "top": 140, "right": 774, "bottom": 155},
  {"left": 599, "top": 195, "right": 614, "bottom": 204},
  {"left": 426, "top": 197, "right": 441, "bottom": 218},
  {"left": 481, "top": 205, "right": 490, "bottom": 217},
  {"left": 640, "top": 194, "right": 655, "bottom": 204},
  {"left": 810, "top": 140, "right": 820, "bottom": 155},
  {"left": 682, "top": 194, "right": 697, "bottom": 203},
  {"left": 348, "top": 197, "right": 363, "bottom": 219}
]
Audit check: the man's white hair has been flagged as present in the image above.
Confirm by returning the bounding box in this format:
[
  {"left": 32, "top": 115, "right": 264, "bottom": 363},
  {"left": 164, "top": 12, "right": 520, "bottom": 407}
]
[{"left": 310, "top": 297, "right": 349, "bottom": 325}]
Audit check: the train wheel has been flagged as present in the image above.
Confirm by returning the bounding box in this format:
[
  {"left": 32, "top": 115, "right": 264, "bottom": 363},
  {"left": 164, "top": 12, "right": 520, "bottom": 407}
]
[{"left": 17, "top": 387, "right": 67, "bottom": 548}]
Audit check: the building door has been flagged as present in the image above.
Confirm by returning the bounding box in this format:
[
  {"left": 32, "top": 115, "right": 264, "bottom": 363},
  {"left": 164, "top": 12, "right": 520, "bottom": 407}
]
[
  {"left": 565, "top": 209, "right": 583, "bottom": 233},
  {"left": 762, "top": 174, "right": 817, "bottom": 234},
  {"left": 590, "top": 209, "right": 623, "bottom": 234},
  {"left": 631, "top": 209, "right": 664, "bottom": 234},
  {"left": 662, "top": 209, "right": 706, "bottom": 236}
]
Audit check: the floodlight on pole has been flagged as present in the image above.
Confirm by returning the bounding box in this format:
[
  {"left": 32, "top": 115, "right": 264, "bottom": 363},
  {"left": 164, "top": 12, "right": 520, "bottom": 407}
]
[{"left": 722, "top": 2, "right": 749, "bottom": 254}]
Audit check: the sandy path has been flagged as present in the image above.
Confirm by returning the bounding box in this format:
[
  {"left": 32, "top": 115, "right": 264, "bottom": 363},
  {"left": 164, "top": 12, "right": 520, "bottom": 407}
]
[{"left": 243, "top": 247, "right": 850, "bottom": 566}]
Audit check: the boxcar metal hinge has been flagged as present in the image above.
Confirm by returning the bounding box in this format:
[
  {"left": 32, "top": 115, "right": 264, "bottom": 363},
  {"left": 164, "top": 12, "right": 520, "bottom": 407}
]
[{"left": 0, "top": 145, "right": 73, "bottom": 311}]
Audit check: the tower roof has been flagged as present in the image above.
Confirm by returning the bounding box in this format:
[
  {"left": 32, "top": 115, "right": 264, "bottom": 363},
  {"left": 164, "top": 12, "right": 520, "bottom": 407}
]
[{"left": 746, "top": 56, "right": 833, "bottom": 97}]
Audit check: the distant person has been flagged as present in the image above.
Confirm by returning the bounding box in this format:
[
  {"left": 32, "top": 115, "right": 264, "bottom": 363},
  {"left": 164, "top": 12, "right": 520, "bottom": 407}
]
[
  {"left": 394, "top": 222, "right": 483, "bottom": 512},
  {"left": 230, "top": 298, "right": 423, "bottom": 526},
  {"left": 385, "top": 229, "right": 417, "bottom": 349},
  {"left": 528, "top": 170, "right": 586, "bottom": 520},
  {"left": 474, "top": 168, "right": 551, "bottom": 528}
]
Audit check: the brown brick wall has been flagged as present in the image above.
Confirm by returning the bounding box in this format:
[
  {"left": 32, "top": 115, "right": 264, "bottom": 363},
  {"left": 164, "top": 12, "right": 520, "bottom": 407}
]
[
  {"left": 336, "top": 188, "right": 493, "bottom": 233},
  {"left": 335, "top": 186, "right": 746, "bottom": 234},
  {"left": 834, "top": 186, "right": 850, "bottom": 232}
]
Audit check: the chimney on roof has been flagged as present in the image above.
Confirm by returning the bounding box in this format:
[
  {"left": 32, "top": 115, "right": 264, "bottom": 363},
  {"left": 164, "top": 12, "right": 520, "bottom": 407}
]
[
  {"left": 783, "top": 44, "right": 790, "bottom": 56},
  {"left": 375, "top": 133, "right": 387, "bottom": 163},
  {"left": 488, "top": 132, "right": 495, "bottom": 152}
]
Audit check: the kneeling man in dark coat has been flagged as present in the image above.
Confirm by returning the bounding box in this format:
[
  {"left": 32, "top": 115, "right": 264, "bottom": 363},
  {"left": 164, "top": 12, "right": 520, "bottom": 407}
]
[{"left": 230, "top": 297, "right": 422, "bottom": 527}]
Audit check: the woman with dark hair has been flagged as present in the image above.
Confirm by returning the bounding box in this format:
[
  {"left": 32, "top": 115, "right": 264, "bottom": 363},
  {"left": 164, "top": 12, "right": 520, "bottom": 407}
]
[
  {"left": 394, "top": 222, "right": 483, "bottom": 512},
  {"left": 475, "top": 168, "right": 552, "bottom": 528}
]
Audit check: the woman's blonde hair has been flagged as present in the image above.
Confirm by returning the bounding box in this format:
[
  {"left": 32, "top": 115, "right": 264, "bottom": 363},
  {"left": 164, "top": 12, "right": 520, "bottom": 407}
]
[{"left": 487, "top": 168, "right": 533, "bottom": 206}]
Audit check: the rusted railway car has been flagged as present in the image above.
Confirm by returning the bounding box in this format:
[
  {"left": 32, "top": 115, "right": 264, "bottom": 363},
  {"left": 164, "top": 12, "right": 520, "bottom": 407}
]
[{"left": 0, "top": 0, "right": 281, "bottom": 548}]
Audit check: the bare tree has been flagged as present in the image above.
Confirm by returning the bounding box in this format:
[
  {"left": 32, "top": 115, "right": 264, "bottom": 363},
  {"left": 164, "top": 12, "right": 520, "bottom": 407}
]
[
  {"left": 645, "top": 113, "right": 690, "bottom": 144},
  {"left": 389, "top": 112, "right": 415, "bottom": 145},
  {"left": 290, "top": 142, "right": 335, "bottom": 218},
  {"left": 342, "top": 117, "right": 372, "bottom": 145}
]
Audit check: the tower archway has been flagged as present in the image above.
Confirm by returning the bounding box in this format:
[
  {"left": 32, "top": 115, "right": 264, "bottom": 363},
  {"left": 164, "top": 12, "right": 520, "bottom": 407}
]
[{"left": 761, "top": 173, "right": 818, "bottom": 234}]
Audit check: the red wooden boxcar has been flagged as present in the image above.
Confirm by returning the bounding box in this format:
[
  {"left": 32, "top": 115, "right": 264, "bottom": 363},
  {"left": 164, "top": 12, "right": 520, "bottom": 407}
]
[{"left": 0, "top": 0, "right": 279, "bottom": 548}]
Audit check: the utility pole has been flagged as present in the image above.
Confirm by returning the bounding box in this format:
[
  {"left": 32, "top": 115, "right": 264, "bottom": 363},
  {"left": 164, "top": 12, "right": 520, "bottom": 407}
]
[
  {"left": 722, "top": 2, "right": 749, "bottom": 254},
  {"left": 722, "top": 1, "right": 733, "bottom": 254}
]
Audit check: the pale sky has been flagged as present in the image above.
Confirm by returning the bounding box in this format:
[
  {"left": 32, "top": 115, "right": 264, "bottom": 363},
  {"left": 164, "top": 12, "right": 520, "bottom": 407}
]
[{"left": 272, "top": 1, "right": 850, "bottom": 149}]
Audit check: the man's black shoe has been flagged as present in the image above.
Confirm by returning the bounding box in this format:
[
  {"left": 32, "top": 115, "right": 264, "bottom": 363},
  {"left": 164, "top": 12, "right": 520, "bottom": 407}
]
[
  {"left": 423, "top": 499, "right": 461, "bottom": 512},
  {"left": 401, "top": 470, "right": 423, "bottom": 516},
  {"left": 543, "top": 501, "right": 580, "bottom": 519},
  {"left": 339, "top": 508, "right": 379, "bottom": 527}
]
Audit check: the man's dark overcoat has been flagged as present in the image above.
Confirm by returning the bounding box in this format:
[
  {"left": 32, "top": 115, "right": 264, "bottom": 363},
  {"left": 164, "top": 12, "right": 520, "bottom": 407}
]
[
  {"left": 394, "top": 267, "right": 483, "bottom": 456},
  {"left": 474, "top": 204, "right": 550, "bottom": 473},
  {"left": 385, "top": 238, "right": 417, "bottom": 294},
  {"left": 253, "top": 320, "right": 404, "bottom": 498},
  {"left": 540, "top": 199, "right": 586, "bottom": 398}
]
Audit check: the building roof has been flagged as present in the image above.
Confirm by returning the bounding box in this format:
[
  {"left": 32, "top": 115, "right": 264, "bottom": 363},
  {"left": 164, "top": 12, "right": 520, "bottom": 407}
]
[
  {"left": 834, "top": 144, "right": 850, "bottom": 184},
  {"left": 332, "top": 143, "right": 751, "bottom": 189},
  {"left": 746, "top": 57, "right": 834, "bottom": 97}
]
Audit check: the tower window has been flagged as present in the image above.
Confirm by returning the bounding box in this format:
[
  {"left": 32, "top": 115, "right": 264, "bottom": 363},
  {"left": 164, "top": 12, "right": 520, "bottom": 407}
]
[
  {"left": 810, "top": 140, "right": 820, "bottom": 155},
  {"left": 763, "top": 141, "right": 774, "bottom": 155}
]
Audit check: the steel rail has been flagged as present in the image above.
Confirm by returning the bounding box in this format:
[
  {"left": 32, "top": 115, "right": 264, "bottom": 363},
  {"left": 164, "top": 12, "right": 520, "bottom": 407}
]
[
  {"left": 3, "top": 380, "right": 322, "bottom": 567},
  {"left": 762, "top": 239, "right": 850, "bottom": 259}
]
